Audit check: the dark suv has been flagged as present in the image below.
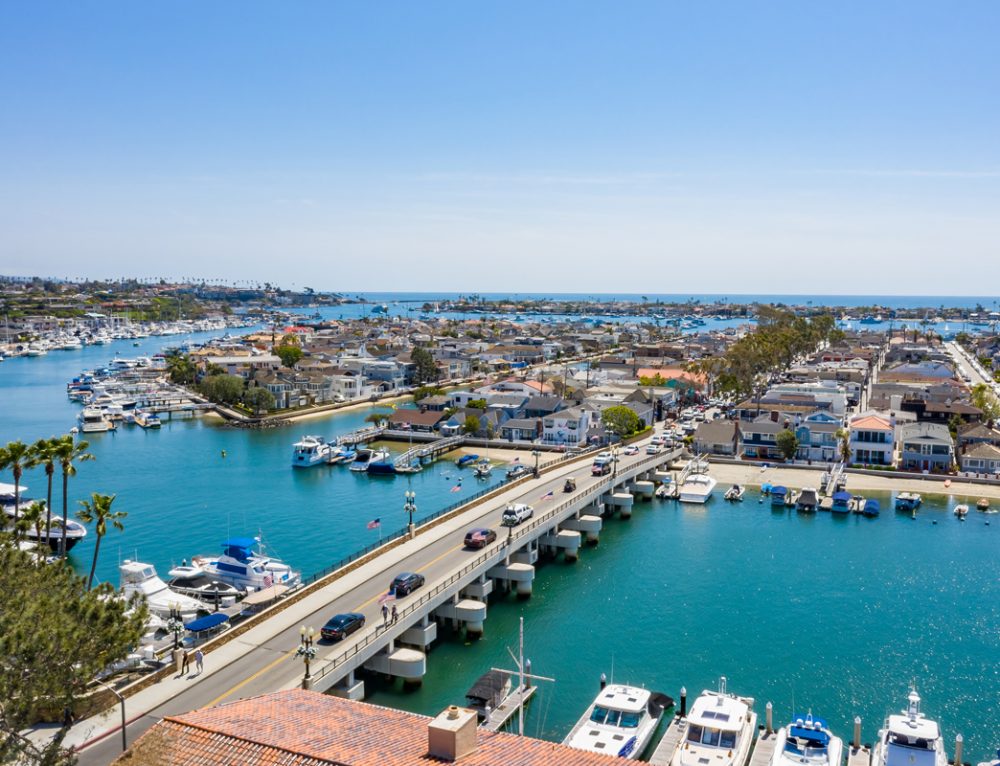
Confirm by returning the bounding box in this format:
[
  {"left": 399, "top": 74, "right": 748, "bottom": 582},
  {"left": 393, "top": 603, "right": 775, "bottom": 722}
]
[{"left": 390, "top": 572, "right": 426, "bottom": 597}]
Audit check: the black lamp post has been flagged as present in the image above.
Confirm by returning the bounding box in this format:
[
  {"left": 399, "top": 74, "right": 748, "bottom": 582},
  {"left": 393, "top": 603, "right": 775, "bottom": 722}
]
[
  {"left": 404, "top": 490, "right": 417, "bottom": 538},
  {"left": 532, "top": 449, "right": 540, "bottom": 478},
  {"left": 297, "top": 625, "right": 317, "bottom": 689},
  {"left": 167, "top": 602, "right": 183, "bottom": 652}
]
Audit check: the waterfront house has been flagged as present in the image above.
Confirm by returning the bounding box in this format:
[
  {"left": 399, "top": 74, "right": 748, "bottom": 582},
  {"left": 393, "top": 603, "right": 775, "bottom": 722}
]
[
  {"left": 693, "top": 419, "right": 740, "bottom": 456},
  {"left": 898, "top": 422, "right": 955, "bottom": 472},
  {"left": 203, "top": 354, "right": 281, "bottom": 379},
  {"left": 739, "top": 417, "right": 786, "bottom": 460},
  {"left": 793, "top": 411, "right": 842, "bottom": 462},
  {"left": 956, "top": 421, "right": 1000, "bottom": 449},
  {"left": 958, "top": 441, "right": 1000, "bottom": 476},
  {"left": 500, "top": 417, "right": 542, "bottom": 442},
  {"left": 848, "top": 413, "right": 895, "bottom": 466},
  {"left": 387, "top": 409, "right": 445, "bottom": 432},
  {"left": 542, "top": 407, "right": 592, "bottom": 446},
  {"left": 116, "top": 689, "right": 625, "bottom": 766}
]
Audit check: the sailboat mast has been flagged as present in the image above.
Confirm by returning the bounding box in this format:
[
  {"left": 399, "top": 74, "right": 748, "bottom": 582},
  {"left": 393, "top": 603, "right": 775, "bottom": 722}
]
[{"left": 518, "top": 616, "right": 525, "bottom": 736}]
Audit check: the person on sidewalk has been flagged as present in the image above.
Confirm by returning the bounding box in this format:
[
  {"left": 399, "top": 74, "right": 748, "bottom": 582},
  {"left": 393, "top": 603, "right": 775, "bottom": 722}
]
[
  {"left": 195, "top": 649, "right": 204, "bottom": 675},
  {"left": 391, "top": 604, "right": 398, "bottom": 624},
  {"left": 381, "top": 603, "right": 389, "bottom": 627},
  {"left": 181, "top": 650, "right": 191, "bottom": 675}
]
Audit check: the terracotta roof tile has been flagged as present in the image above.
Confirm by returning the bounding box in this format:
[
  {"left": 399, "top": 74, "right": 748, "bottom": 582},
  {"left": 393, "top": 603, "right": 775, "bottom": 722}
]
[{"left": 119, "top": 690, "right": 626, "bottom": 766}]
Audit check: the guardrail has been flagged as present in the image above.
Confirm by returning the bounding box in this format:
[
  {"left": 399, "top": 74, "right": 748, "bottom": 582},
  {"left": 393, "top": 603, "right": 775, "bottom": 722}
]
[{"left": 311, "top": 446, "right": 679, "bottom": 683}]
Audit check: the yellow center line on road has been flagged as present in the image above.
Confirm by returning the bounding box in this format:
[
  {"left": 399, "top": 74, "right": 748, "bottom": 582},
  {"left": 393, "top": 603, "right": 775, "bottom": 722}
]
[
  {"left": 353, "top": 540, "right": 465, "bottom": 611},
  {"left": 207, "top": 648, "right": 294, "bottom": 707}
]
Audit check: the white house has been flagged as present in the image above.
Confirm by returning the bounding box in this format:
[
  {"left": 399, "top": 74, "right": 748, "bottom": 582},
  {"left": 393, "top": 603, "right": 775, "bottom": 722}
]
[{"left": 542, "top": 407, "right": 592, "bottom": 446}]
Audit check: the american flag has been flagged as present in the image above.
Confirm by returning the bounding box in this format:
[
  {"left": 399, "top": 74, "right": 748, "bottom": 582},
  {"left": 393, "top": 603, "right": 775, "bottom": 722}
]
[
  {"left": 378, "top": 591, "right": 396, "bottom": 604},
  {"left": 263, "top": 573, "right": 273, "bottom": 588},
  {"left": 540, "top": 490, "right": 554, "bottom": 501},
  {"left": 367, "top": 518, "right": 381, "bottom": 529},
  {"left": 450, "top": 484, "right": 462, "bottom": 493}
]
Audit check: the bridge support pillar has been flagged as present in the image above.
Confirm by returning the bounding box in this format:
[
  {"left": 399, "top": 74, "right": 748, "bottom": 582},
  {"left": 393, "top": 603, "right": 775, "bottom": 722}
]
[
  {"left": 331, "top": 670, "right": 365, "bottom": 701},
  {"left": 433, "top": 599, "right": 488, "bottom": 640},
  {"left": 487, "top": 562, "right": 535, "bottom": 599},
  {"left": 562, "top": 513, "right": 602, "bottom": 544}
]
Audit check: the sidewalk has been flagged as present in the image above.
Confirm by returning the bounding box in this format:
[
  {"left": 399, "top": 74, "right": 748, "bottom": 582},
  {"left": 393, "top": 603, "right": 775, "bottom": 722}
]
[{"left": 25, "top": 449, "right": 590, "bottom": 755}]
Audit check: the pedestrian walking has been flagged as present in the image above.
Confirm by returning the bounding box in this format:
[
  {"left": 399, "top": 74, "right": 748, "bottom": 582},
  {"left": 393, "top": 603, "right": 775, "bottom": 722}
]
[
  {"left": 391, "top": 604, "right": 398, "bottom": 624},
  {"left": 195, "top": 649, "right": 204, "bottom": 675},
  {"left": 181, "top": 650, "right": 191, "bottom": 674},
  {"left": 381, "top": 603, "right": 389, "bottom": 627}
]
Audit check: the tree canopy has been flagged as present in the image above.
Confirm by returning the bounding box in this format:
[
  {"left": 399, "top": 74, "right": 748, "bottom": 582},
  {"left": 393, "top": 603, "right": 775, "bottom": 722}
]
[
  {"left": 243, "top": 386, "right": 276, "bottom": 415},
  {"left": 601, "top": 406, "right": 642, "bottom": 438},
  {"left": 411, "top": 347, "right": 439, "bottom": 384},
  {"left": 199, "top": 374, "right": 245, "bottom": 405},
  {"left": 970, "top": 383, "right": 1000, "bottom": 422},
  {"left": 462, "top": 415, "right": 481, "bottom": 435},
  {"left": 776, "top": 429, "right": 800, "bottom": 461},
  {"left": 0, "top": 543, "right": 147, "bottom": 764},
  {"left": 274, "top": 343, "right": 303, "bottom": 369}
]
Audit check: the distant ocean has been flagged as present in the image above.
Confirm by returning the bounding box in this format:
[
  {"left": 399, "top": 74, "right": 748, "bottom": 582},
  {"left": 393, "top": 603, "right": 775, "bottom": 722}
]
[{"left": 335, "top": 292, "right": 1000, "bottom": 310}]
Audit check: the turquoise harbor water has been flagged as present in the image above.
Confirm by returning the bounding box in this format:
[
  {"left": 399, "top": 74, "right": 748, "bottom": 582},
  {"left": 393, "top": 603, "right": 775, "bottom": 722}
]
[{"left": 1, "top": 333, "right": 998, "bottom": 758}]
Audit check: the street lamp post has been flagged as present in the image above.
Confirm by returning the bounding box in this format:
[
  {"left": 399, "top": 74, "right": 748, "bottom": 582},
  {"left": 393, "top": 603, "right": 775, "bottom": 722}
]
[
  {"left": 532, "top": 449, "right": 540, "bottom": 478},
  {"left": 297, "top": 625, "right": 317, "bottom": 689},
  {"left": 611, "top": 447, "right": 620, "bottom": 479},
  {"left": 404, "top": 490, "right": 417, "bottom": 539},
  {"left": 167, "top": 601, "right": 185, "bottom": 673},
  {"left": 93, "top": 679, "right": 127, "bottom": 753}
]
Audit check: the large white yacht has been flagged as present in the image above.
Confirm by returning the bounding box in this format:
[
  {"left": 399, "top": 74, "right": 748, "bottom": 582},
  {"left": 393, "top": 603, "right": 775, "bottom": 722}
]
[
  {"left": 672, "top": 678, "right": 757, "bottom": 766},
  {"left": 192, "top": 537, "right": 301, "bottom": 593},
  {"left": 291, "top": 435, "right": 333, "bottom": 468},
  {"left": 79, "top": 407, "right": 115, "bottom": 433},
  {"left": 871, "top": 689, "right": 948, "bottom": 766},
  {"left": 679, "top": 460, "right": 717, "bottom": 503},
  {"left": 563, "top": 683, "right": 669, "bottom": 759},
  {"left": 770, "top": 713, "right": 843, "bottom": 766},
  {"left": 0, "top": 483, "right": 88, "bottom": 552},
  {"left": 119, "top": 559, "right": 205, "bottom": 620}
]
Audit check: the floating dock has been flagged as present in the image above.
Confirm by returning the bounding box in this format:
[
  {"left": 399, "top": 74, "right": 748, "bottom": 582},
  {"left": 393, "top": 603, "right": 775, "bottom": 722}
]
[
  {"left": 482, "top": 684, "right": 537, "bottom": 732},
  {"left": 748, "top": 728, "right": 778, "bottom": 766},
  {"left": 649, "top": 715, "right": 686, "bottom": 766}
]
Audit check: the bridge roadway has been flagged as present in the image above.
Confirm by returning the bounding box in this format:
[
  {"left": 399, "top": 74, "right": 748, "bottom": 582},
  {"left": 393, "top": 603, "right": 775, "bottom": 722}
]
[{"left": 77, "top": 435, "right": 678, "bottom": 766}]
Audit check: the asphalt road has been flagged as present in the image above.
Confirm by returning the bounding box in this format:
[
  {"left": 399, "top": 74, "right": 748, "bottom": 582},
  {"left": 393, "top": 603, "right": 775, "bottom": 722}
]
[{"left": 79, "top": 435, "right": 662, "bottom": 766}]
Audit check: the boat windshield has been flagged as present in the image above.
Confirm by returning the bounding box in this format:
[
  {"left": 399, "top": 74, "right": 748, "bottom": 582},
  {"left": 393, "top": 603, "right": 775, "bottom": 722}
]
[
  {"left": 785, "top": 739, "right": 828, "bottom": 759},
  {"left": 687, "top": 725, "right": 735, "bottom": 748}
]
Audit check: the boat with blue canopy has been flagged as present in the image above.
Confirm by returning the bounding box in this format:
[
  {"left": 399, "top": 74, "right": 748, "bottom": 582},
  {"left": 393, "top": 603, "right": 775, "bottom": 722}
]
[
  {"left": 770, "top": 712, "right": 843, "bottom": 766},
  {"left": 895, "top": 492, "right": 922, "bottom": 512},
  {"left": 861, "top": 498, "right": 880, "bottom": 517},
  {"left": 831, "top": 491, "right": 852, "bottom": 514},
  {"left": 770, "top": 486, "right": 788, "bottom": 508}
]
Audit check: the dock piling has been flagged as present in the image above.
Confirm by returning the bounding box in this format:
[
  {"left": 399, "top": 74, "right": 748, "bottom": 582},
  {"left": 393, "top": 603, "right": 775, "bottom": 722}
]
[
  {"left": 600, "top": 672, "right": 607, "bottom": 690},
  {"left": 679, "top": 686, "right": 686, "bottom": 717},
  {"left": 853, "top": 717, "right": 861, "bottom": 749},
  {"left": 953, "top": 734, "right": 963, "bottom": 766},
  {"left": 765, "top": 701, "right": 773, "bottom": 734}
]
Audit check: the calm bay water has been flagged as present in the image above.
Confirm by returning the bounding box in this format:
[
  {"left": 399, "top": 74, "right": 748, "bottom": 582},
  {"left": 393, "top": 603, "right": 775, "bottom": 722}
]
[{"left": 1, "top": 321, "right": 998, "bottom": 758}]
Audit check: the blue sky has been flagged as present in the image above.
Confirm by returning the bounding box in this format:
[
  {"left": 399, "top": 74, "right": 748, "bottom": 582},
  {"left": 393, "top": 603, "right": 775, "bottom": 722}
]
[{"left": 2, "top": 2, "right": 998, "bottom": 293}]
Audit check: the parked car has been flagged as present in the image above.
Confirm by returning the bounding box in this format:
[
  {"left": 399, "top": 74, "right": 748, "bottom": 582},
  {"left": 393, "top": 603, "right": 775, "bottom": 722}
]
[
  {"left": 501, "top": 503, "right": 534, "bottom": 526},
  {"left": 321, "top": 612, "right": 366, "bottom": 641},
  {"left": 390, "top": 572, "right": 426, "bottom": 597},
  {"left": 464, "top": 527, "right": 497, "bottom": 549},
  {"left": 563, "top": 477, "right": 577, "bottom": 492},
  {"left": 623, "top": 445, "right": 640, "bottom": 455}
]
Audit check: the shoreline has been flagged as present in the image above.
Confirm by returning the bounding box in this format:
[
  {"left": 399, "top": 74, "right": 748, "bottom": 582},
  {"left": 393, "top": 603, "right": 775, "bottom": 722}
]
[{"left": 704, "top": 460, "right": 1000, "bottom": 503}]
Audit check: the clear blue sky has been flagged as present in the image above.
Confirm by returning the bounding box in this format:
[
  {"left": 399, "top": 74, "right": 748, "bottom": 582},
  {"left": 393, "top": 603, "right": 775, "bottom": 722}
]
[{"left": 2, "top": 2, "right": 998, "bottom": 294}]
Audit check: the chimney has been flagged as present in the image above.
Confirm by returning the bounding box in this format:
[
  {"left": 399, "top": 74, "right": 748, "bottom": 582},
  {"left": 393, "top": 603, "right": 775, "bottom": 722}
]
[
  {"left": 428, "top": 705, "right": 478, "bottom": 761},
  {"left": 890, "top": 394, "right": 903, "bottom": 411}
]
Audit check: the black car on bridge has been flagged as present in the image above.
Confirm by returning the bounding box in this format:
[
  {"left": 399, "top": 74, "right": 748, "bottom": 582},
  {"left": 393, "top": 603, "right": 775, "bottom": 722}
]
[
  {"left": 320, "top": 612, "right": 366, "bottom": 641},
  {"left": 390, "top": 572, "right": 426, "bottom": 597}
]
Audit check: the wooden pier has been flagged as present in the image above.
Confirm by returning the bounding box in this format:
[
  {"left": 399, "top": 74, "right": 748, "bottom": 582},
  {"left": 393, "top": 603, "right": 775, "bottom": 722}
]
[
  {"left": 748, "top": 729, "right": 778, "bottom": 766},
  {"left": 482, "top": 684, "right": 537, "bottom": 732},
  {"left": 649, "top": 715, "right": 686, "bottom": 766},
  {"left": 847, "top": 744, "right": 871, "bottom": 766}
]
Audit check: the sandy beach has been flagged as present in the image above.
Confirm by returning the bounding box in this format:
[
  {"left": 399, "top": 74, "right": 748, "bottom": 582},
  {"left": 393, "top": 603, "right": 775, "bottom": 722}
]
[{"left": 704, "top": 460, "right": 1000, "bottom": 504}]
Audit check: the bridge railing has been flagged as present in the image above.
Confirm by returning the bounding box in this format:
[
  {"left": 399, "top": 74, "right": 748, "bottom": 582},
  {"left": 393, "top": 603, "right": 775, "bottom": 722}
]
[{"left": 311, "top": 447, "right": 679, "bottom": 682}]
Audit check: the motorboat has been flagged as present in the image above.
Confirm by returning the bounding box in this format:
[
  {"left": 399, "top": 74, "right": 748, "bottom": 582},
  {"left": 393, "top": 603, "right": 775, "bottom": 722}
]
[
  {"left": 656, "top": 482, "right": 678, "bottom": 500},
  {"left": 457, "top": 453, "right": 480, "bottom": 468},
  {"left": 771, "top": 486, "right": 788, "bottom": 508},
  {"left": 563, "top": 683, "right": 672, "bottom": 759},
  {"left": 670, "top": 678, "right": 757, "bottom": 766},
  {"left": 474, "top": 459, "right": 493, "bottom": 479},
  {"left": 167, "top": 563, "right": 245, "bottom": 603},
  {"left": 895, "top": 493, "right": 922, "bottom": 512},
  {"left": 134, "top": 410, "right": 162, "bottom": 429},
  {"left": 0, "top": 484, "right": 88, "bottom": 552},
  {"left": 725, "top": 484, "right": 745, "bottom": 502},
  {"left": 770, "top": 713, "right": 844, "bottom": 766},
  {"left": 192, "top": 537, "right": 301, "bottom": 593},
  {"left": 976, "top": 497, "right": 991, "bottom": 512},
  {"left": 860, "top": 498, "right": 880, "bottom": 517},
  {"left": 119, "top": 559, "right": 205, "bottom": 621},
  {"left": 679, "top": 460, "right": 717, "bottom": 504},
  {"left": 349, "top": 447, "right": 389, "bottom": 472},
  {"left": 953, "top": 504, "right": 969, "bottom": 519},
  {"left": 796, "top": 488, "right": 819, "bottom": 512},
  {"left": 830, "top": 491, "right": 852, "bottom": 514},
  {"left": 291, "top": 435, "right": 333, "bottom": 468},
  {"left": 506, "top": 463, "right": 531, "bottom": 480},
  {"left": 366, "top": 450, "right": 398, "bottom": 475},
  {"left": 327, "top": 445, "right": 356, "bottom": 465},
  {"left": 871, "top": 689, "right": 948, "bottom": 766},
  {"left": 79, "top": 407, "right": 115, "bottom": 433}
]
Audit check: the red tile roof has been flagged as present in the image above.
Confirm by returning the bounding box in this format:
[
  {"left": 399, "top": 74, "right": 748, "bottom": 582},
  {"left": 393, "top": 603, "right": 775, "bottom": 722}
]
[{"left": 117, "top": 690, "right": 625, "bottom": 766}]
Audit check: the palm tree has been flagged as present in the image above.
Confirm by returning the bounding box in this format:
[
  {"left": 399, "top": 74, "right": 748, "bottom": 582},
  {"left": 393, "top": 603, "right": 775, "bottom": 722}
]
[
  {"left": 28, "top": 437, "right": 59, "bottom": 548},
  {"left": 0, "top": 439, "right": 33, "bottom": 534},
  {"left": 17, "top": 500, "right": 46, "bottom": 554},
  {"left": 76, "top": 493, "right": 125, "bottom": 590},
  {"left": 53, "top": 435, "right": 94, "bottom": 558}
]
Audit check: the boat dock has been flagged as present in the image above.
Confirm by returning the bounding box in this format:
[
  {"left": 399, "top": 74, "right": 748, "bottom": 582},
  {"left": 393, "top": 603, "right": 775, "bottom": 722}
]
[
  {"left": 748, "top": 728, "right": 778, "bottom": 766},
  {"left": 482, "top": 684, "right": 537, "bottom": 732},
  {"left": 848, "top": 744, "right": 871, "bottom": 766},
  {"left": 648, "top": 715, "right": 686, "bottom": 766}
]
